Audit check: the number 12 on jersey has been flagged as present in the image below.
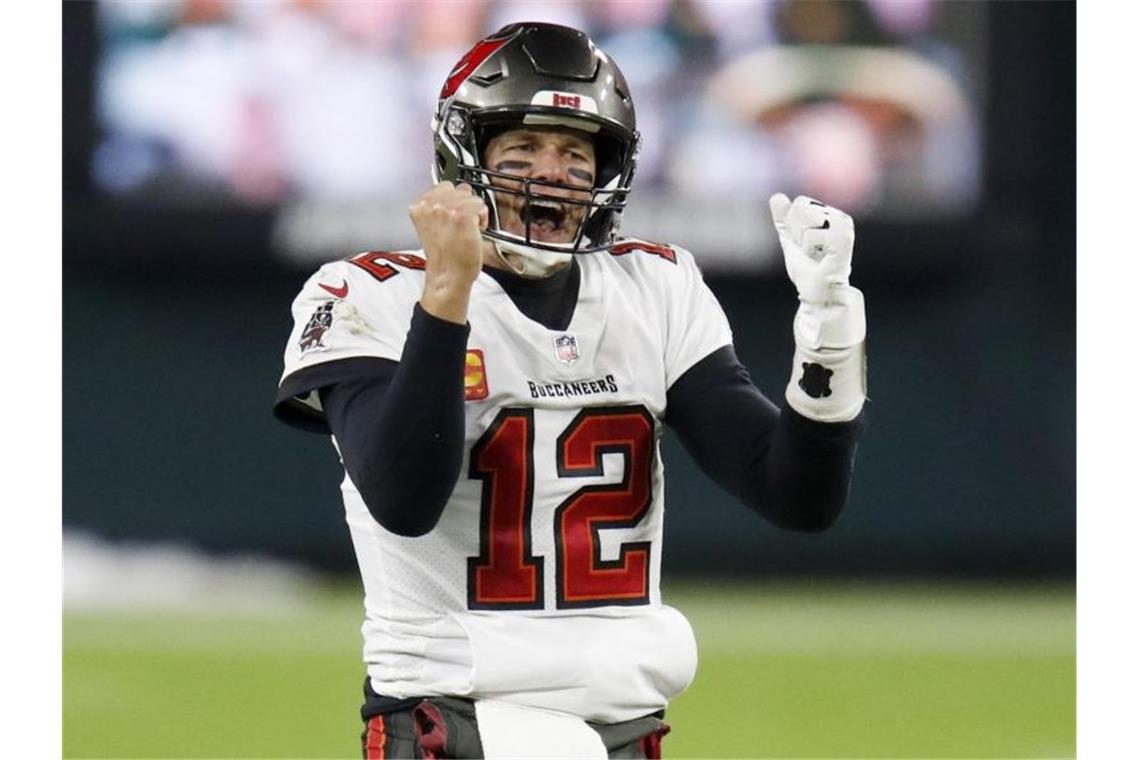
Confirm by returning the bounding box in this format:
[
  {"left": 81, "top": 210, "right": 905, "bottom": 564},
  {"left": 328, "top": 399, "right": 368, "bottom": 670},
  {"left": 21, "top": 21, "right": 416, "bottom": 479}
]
[{"left": 467, "top": 406, "right": 655, "bottom": 610}]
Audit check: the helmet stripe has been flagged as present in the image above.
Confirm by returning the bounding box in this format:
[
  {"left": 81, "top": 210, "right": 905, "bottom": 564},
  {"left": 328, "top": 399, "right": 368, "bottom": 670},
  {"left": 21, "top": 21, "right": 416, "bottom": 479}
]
[{"left": 440, "top": 37, "right": 511, "bottom": 100}]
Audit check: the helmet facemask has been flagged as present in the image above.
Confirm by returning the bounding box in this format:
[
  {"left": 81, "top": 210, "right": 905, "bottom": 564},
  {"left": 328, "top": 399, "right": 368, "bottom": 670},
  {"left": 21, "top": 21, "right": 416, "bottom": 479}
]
[{"left": 434, "top": 108, "right": 638, "bottom": 276}]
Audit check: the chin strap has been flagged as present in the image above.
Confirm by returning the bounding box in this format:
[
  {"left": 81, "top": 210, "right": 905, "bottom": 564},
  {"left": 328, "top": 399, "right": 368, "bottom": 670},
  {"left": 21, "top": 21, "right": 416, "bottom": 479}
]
[{"left": 493, "top": 239, "right": 574, "bottom": 278}]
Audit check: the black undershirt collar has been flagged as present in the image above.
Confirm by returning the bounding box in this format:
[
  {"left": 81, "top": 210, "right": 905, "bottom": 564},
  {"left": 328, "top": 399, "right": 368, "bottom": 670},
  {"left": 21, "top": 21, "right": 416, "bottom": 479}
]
[{"left": 482, "top": 257, "right": 580, "bottom": 332}]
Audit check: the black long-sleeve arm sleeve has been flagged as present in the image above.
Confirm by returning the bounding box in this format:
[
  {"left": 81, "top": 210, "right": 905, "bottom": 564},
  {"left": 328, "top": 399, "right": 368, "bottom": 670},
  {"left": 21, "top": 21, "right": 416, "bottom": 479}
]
[
  {"left": 317, "top": 304, "right": 469, "bottom": 537},
  {"left": 664, "top": 345, "right": 865, "bottom": 531}
]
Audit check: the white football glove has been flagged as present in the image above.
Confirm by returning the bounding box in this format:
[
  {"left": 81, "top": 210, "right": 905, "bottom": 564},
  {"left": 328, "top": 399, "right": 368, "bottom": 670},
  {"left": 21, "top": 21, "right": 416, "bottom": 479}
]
[
  {"left": 769, "top": 193, "right": 867, "bottom": 421},
  {"left": 769, "top": 193, "right": 854, "bottom": 304}
]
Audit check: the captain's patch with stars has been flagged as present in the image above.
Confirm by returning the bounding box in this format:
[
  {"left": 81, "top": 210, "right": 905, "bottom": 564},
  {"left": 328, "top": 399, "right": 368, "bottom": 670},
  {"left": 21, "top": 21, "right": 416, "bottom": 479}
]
[{"left": 799, "top": 362, "right": 833, "bottom": 399}]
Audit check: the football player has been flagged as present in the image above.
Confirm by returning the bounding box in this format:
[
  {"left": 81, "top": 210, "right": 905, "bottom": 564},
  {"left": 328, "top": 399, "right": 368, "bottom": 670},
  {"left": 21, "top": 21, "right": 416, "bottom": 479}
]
[{"left": 274, "top": 22, "right": 866, "bottom": 759}]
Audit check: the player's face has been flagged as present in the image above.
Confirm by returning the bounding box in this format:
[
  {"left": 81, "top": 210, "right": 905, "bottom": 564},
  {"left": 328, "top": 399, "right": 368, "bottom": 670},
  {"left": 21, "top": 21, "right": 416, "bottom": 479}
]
[{"left": 482, "top": 127, "right": 597, "bottom": 245}]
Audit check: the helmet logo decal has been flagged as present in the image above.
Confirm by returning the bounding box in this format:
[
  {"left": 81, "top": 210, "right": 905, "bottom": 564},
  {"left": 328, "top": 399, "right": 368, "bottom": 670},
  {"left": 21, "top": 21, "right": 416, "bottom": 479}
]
[
  {"left": 440, "top": 37, "right": 511, "bottom": 100},
  {"left": 530, "top": 90, "right": 599, "bottom": 114}
]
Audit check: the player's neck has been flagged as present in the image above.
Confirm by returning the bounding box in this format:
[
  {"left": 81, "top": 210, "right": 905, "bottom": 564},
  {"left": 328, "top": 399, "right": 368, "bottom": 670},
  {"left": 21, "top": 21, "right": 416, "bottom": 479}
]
[
  {"left": 483, "top": 257, "right": 580, "bottom": 331},
  {"left": 484, "top": 256, "right": 575, "bottom": 290}
]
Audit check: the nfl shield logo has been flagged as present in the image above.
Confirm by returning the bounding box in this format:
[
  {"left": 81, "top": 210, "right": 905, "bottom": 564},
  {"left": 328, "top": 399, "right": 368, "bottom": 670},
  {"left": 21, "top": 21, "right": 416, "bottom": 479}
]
[{"left": 553, "top": 333, "right": 580, "bottom": 365}]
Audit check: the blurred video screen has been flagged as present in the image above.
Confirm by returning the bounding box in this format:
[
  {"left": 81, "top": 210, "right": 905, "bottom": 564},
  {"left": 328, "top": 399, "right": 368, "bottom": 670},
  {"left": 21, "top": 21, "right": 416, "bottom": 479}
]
[{"left": 93, "top": 0, "right": 985, "bottom": 268}]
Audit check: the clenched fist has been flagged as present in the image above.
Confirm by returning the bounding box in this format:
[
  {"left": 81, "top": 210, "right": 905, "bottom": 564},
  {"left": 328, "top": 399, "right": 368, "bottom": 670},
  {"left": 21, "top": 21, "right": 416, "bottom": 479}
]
[
  {"left": 768, "top": 192, "right": 865, "bottom": 352},
  {"left": 768, "top": 193, "right": 855, "bottom": 307},
  {"left": 409, "top": 182, "right": 490, "bottom": 324}
]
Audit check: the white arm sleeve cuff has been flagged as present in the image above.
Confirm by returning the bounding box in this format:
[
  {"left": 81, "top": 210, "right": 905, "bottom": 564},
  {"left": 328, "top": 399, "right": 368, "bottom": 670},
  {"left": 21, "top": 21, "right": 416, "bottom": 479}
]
[
  {"left": 785, "top": 286, "right": 867, "bottom": 422},
  {"left": 793, "top": 285, "right": 865, "bottom": 350}
]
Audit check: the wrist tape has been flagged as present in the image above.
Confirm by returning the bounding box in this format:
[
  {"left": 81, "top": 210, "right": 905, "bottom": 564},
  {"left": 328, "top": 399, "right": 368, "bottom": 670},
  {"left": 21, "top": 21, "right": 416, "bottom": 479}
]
[{"left": 785, "top": 286, "right": 867, "bottom": 422}]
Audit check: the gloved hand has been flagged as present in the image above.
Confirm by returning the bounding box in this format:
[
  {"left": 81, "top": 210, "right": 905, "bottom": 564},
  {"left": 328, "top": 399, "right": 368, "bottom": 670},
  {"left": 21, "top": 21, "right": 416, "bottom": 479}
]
[
  {"left": 769, "top": 193, "right": 854, "bottom": 305},
  {"left": 769, "top": 193, "right": 867, "bottom": 421},
  {"left": 769, "top": 193, "right": 865, "bottom": 351}
]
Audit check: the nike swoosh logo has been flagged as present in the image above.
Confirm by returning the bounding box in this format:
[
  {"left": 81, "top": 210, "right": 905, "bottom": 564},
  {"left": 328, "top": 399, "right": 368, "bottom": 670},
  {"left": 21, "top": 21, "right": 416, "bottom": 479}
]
[{"left": 319, "top": 279, "right": 349, "bottom": 298}]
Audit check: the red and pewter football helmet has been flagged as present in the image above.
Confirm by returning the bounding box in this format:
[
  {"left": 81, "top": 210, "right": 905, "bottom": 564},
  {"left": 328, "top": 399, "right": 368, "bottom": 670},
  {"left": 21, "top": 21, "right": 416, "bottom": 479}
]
[{"left": 431, "top": 22, "right": 640, "bottom": 276}]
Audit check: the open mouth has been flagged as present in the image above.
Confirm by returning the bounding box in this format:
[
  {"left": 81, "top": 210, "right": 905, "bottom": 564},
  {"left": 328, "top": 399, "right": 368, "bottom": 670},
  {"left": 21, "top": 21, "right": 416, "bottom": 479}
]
[{"left": 522, "top": 198, "right": 568, "bottom": 235}]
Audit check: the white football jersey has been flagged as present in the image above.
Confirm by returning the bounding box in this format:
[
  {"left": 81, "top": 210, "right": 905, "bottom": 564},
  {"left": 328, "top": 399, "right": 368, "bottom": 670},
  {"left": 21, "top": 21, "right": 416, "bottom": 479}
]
[{"left": 278, "top": 240, "right": 733, "bottom": 723}]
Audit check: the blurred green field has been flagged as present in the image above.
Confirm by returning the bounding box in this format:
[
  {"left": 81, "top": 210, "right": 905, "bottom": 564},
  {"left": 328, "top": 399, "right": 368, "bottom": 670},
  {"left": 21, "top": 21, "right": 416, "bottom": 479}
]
[{"left": 64, "top": 580, "right": 1074, "bottom": 759}]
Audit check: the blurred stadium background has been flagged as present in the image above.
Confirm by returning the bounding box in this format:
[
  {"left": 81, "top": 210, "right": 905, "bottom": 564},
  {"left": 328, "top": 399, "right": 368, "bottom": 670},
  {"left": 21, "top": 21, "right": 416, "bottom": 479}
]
[{"left": 62, "top": 1, "right": 1075, "bottom": 758}]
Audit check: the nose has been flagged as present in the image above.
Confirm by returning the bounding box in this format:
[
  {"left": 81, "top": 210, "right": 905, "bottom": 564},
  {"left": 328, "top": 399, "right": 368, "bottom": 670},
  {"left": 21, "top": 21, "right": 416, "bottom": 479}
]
[{"left": 528, "top": 145, "right": 570, "bottom": 186}]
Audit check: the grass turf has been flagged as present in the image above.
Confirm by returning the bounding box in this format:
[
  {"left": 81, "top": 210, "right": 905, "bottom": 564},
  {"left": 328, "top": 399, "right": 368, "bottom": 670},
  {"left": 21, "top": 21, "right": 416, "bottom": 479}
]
[{"left": 64, "top": 581, "right": 1074, "bottom": 759}]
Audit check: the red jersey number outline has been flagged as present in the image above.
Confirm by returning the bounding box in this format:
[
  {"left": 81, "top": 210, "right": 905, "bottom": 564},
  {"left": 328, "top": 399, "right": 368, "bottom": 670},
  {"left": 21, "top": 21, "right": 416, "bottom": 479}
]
[
  {"left": 348, "top": 251, "right": 427, "bottom": 283},
  {"left": 467, "top": 405, "right": 654, "bottom": 610},
  {"left": 468, "top": 409, "right": 544, "bottom": 610},
  {"left": 609, "top": 240, "right": 677, "bottom": 264}
]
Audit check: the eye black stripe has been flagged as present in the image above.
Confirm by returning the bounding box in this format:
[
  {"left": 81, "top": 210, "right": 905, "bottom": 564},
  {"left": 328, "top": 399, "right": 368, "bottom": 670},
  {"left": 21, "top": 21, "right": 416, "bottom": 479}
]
[{"left": 494, "top": 160, "right": 532, "bottom": 172}]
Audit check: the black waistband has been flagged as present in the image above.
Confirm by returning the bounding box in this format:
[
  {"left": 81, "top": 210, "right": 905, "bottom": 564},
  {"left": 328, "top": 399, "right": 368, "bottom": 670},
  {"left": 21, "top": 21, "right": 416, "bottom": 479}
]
[
  {"left": 359, "top": 674, "right": 666, "bottom": 723},
  {"left": 361, "top": 676, "right": 425, "bottom": 720}
]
